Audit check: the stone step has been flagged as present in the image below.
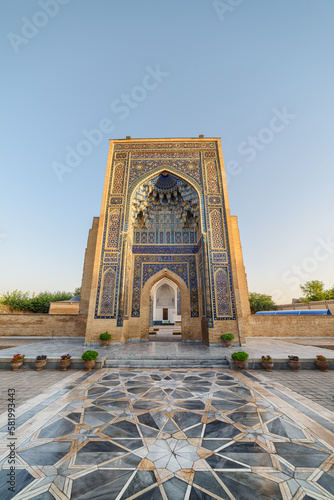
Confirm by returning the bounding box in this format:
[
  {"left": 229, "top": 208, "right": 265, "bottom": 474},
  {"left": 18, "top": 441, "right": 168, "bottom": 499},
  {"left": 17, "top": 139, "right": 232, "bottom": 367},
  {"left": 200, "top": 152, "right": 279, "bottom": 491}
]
[{"left": 104, "top": 358, "right": 229, "bottom": 369}]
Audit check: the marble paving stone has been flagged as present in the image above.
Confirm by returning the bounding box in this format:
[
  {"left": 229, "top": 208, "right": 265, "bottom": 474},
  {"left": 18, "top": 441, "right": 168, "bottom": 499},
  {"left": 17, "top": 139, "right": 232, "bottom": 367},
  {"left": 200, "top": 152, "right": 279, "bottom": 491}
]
[
  {"left": 189, "top": 486, "right": 220, "bottom": 499},
  {"left": 71, "top": 469, "right": 134, "bottom": 500},
  {"left": 1, "top": 368, "right": 334, "bottom": 499},
  {"left": 120, "top": 470, "right": 156, "bottom": 499},
  {"left": 192, "top": 471, "right": 229, "bottom": 498},
  {"left": 317, "top": 471, "right": 334, "bottom": 495},
  {"left": 75, "top": 440, "right": 127, "bottom": 465},
  {"left": 204, "top": 420, "right": 240, "bottom": 439},
  {"left": 38, "top": 417, "right": 76, "bottom": 438},
  {"left": 162, "top": 477, "right": 189, "bottom": 499},
  {"left": 17, "top": 441, "right": 72, "bottom": 466},
  {"left": 30, "top": 491, "right": 55, "bottom": 499},
  {"left": 0, "top": 469, "right": 35, "bottom": 500},
  {"left": 216, "top": 471, "right": 283, "bottom": 500}
]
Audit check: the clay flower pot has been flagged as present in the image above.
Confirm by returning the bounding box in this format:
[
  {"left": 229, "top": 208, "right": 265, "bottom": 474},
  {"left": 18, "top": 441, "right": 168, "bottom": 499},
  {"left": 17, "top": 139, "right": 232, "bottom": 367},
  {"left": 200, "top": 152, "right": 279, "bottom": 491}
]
[
  {"left": 101, "top": 340, "right": 109, "bottom": 347},
  {"left": 10, "top": 360, "right": 23, "bottom": 371},
  {"left": 84, "top": 360, "right": 96, "bottom": 371},
  {"left": 59, "top": 359, "right": 71, "bottom": 371},
  {"left": 222, "top": 340, "right": 232, "bottom": 348},
  {"left": 262, "top": 360, "right": 274, "bottom": 372},
  {"left": 288, "top": 360, "right": 300, "bottom": 371},
  {"left": 234, "top": 360, "right": 246, "bottom": 370},
  {"left": 35, "top": 359, "right": 47, "bottom": 371},
  {"left": 315, "top": 360, "right": 329, "bottom": 372}
]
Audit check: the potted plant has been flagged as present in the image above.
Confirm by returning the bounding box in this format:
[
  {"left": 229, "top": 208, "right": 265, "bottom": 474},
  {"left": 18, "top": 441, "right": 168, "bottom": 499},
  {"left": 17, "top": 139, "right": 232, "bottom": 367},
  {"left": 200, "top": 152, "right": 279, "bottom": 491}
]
[
  {"left": 81, "top": 350, "right": 98, "bottom": 371},
  {"left": 288, "top": 355, "right": 300, "bottom": 371},
  {"left": 59, "top": 354, "right": 72, "bottom": 371},
  {"left": 99, "top": 332, "right": 111, "bottom": 347},
  {"left": 10, "top": 354, "right": 25, "bottom": 371},
  {"left": 221, "top": 333, "right": 234, "bottom": 347},
  {"left": 35, "top": 355, "right": 47, "bottom": 371},
  {"left": 231, "top": 351, "right": 249, "bottom": 370},
  {"left": 315, "top": 355, "right": 329, "bottom": 372},
  {"left": 261, "top": 355, "right": 274, "bottom": 371}
]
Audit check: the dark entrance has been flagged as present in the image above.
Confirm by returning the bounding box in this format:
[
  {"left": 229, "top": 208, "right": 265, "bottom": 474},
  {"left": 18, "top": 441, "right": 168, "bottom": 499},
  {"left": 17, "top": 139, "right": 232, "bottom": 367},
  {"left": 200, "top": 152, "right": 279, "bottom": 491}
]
[{"left": 163, "top": 308, "right": 168, "bottom": 320}]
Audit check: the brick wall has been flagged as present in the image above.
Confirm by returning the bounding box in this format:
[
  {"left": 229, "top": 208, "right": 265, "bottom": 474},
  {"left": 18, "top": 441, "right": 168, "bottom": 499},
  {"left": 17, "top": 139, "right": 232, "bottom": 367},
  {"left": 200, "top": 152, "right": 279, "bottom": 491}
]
[
  {"left": 249, "top": 315, "right": 334, "bottom": 337},
  {"left": 0, "top": 315, "right": 86, "bottom": 337}
]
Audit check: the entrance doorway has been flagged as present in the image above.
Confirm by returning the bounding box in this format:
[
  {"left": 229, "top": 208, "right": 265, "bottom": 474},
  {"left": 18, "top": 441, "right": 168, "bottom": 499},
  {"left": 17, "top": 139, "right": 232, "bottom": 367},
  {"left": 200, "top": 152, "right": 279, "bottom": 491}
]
[{"left": 149, "top": 277, "right": 182, "bottom": 341}]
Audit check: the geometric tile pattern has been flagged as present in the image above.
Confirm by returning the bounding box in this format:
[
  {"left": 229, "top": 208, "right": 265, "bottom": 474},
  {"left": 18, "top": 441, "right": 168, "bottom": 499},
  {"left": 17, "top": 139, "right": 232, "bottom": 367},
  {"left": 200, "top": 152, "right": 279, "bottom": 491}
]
[
  {"left": 214, "top": 267, "right": 232, "bottom": 317},
  {"left": 210, "top": 209, "right": 225, "bottom": 249},
  {"left": 112, "top": 162, "right": 125, "bottom": 194},
  {"left": 98, "top": 267, "right": 116, "bottom": 316},
  {"left": 106, "top": 210, "right": 120, "bottom": 249},
  {"left": 2, "top": 369, "right": 333, "bottom": 499},
  {"left": 206, "top": 161, "right": 220, "bottom": 194}
]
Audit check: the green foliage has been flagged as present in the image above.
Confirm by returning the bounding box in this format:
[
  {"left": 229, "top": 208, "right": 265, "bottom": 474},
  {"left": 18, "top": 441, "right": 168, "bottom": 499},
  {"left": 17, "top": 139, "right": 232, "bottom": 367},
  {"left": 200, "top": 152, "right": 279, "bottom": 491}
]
[
  {"left": 81, "top": 350, "right": 98, "bottom": 361},
  {"left": 300, "top": 280, "right": 334, "bottom": 302},
  {"left": 249, "top": 292, "right": 275, "bottom": 313},
  {"left": 0, "top": 290, "right": 31, "bottom": 312},
  {"left": 0, "top": 290, "right": 74, "bottom": 313},
  {"left": 99, "top": 332, "right": 111, "bottom": 341},
  {"left": 231, "top": 351, "right": 249, "bottom": 361},
  {"left": 288, "top": 355, "right": 299, "bottom": 361},
  {"left": 221, "top": 334, "right": 234, "bottom": 341}
]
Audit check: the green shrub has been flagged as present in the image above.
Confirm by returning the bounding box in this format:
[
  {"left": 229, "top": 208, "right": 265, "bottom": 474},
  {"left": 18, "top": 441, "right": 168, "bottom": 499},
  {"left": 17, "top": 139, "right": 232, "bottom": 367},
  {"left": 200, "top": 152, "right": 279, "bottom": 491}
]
[
  {"left": 30, "top": 291, "right": 73, "bottom": 313},
  {"left": 221, "top": 334, "right": 234, "bottom": 341},
  {"left": 81, "top": 350, "right": 98, "bottom": 361},
  {"left": 0, "top": 290, "right": 75, "bottom": 313},
  {"left": 99, "top": 332, "right": 111, "bottom": 341},
  {"left": 231, "top": 351, "right": 249, "bottom": 361},
  {"left": 0, "top": 290, "right": 31, "bottom": 312}
]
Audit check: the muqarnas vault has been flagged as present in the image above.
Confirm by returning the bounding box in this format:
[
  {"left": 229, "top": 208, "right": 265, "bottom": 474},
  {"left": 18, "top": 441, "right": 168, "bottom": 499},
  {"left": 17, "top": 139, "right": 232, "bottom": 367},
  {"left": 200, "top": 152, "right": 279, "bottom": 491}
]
[{"left": 79, "top": 137, "right": 251, "bottom": 344}]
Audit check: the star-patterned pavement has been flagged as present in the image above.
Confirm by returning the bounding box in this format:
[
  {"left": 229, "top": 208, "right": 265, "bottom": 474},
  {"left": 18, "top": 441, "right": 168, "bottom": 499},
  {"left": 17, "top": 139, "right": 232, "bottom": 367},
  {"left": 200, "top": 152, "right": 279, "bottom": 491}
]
[{"left": 0, "top": 369, "right": 333, "bottom": 499}]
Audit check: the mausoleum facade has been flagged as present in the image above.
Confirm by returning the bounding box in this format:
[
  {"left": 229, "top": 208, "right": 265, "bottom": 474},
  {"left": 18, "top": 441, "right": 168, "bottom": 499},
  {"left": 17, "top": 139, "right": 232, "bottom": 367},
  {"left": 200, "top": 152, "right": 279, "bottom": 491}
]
[{"left": 80, "top": 137, "right": 252, "bottom": 344}]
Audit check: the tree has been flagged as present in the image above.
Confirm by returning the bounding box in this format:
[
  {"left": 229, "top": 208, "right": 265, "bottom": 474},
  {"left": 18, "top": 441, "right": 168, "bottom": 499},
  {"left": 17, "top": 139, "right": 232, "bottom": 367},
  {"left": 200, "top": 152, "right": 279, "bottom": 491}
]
[
  {"left": 249, "top": 292, "right": 276, "bottom": 314},
  {"left": 300, "top": 280, "right": 333, "bottom": 302}
]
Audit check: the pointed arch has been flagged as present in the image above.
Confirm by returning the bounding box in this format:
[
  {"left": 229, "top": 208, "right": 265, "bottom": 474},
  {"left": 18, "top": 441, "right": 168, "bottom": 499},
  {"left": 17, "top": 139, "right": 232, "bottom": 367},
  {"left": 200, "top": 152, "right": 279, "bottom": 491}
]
[
  {"left": 124, "top": 167, "right": 205, "bottom": 233},
  {"left": 140, "top": 268, "right": 191, "bottom": 340}
]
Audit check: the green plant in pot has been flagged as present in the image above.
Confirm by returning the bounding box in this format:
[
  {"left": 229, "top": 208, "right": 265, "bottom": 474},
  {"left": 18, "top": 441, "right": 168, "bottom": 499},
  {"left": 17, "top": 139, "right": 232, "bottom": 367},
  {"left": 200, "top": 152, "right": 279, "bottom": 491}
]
[
  {"left": 261, "top": 355, "right": 274, "bottom": 372},
  {"left": 82, "top": 350, "right": 98, "bottom": 371},
  {"left": 99, "top": 332, "right": 111, "bottom": 347},
  {"left": 221, "top": 333, "right": 234, "bottom": 347},
  {"left": 231, "top": 351, "right": 249, "bottom": 370},
  {"left": 288, "top": 355, "right": 300, "bottom": 371},
  {"left": 59, "top": 354, "right": 72, "bottom": 371}
]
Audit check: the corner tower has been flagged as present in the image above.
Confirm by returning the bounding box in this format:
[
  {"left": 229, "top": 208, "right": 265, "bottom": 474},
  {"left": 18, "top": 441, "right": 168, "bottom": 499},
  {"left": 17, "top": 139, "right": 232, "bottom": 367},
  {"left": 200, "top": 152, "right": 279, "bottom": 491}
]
[{"left": 83, "top": 137, "right": 251, "bottom": 344}]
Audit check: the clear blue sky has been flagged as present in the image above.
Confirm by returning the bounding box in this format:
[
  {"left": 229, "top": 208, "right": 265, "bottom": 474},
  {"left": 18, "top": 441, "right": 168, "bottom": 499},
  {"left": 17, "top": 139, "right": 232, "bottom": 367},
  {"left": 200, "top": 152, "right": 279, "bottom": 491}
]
[{"left": 1, "top": 0, "right": 334, "bottom": 303}]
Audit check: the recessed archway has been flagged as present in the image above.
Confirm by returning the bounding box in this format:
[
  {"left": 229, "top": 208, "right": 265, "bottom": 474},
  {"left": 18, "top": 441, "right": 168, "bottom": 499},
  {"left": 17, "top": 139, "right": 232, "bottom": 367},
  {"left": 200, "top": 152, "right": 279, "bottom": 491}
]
[
  {"left": 140, "top": 268, "right": 202, "bottom": 341},
  {"left": 149, "top": 277, "right": 181, "bottom": 339}
]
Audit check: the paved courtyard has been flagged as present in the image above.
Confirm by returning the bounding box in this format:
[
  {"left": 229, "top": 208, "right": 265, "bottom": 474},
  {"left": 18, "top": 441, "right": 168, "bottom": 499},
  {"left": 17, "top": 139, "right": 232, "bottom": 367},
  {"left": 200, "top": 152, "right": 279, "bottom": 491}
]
[{"left": 0, "top": 366, "right": 333, "bottom": 499}]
